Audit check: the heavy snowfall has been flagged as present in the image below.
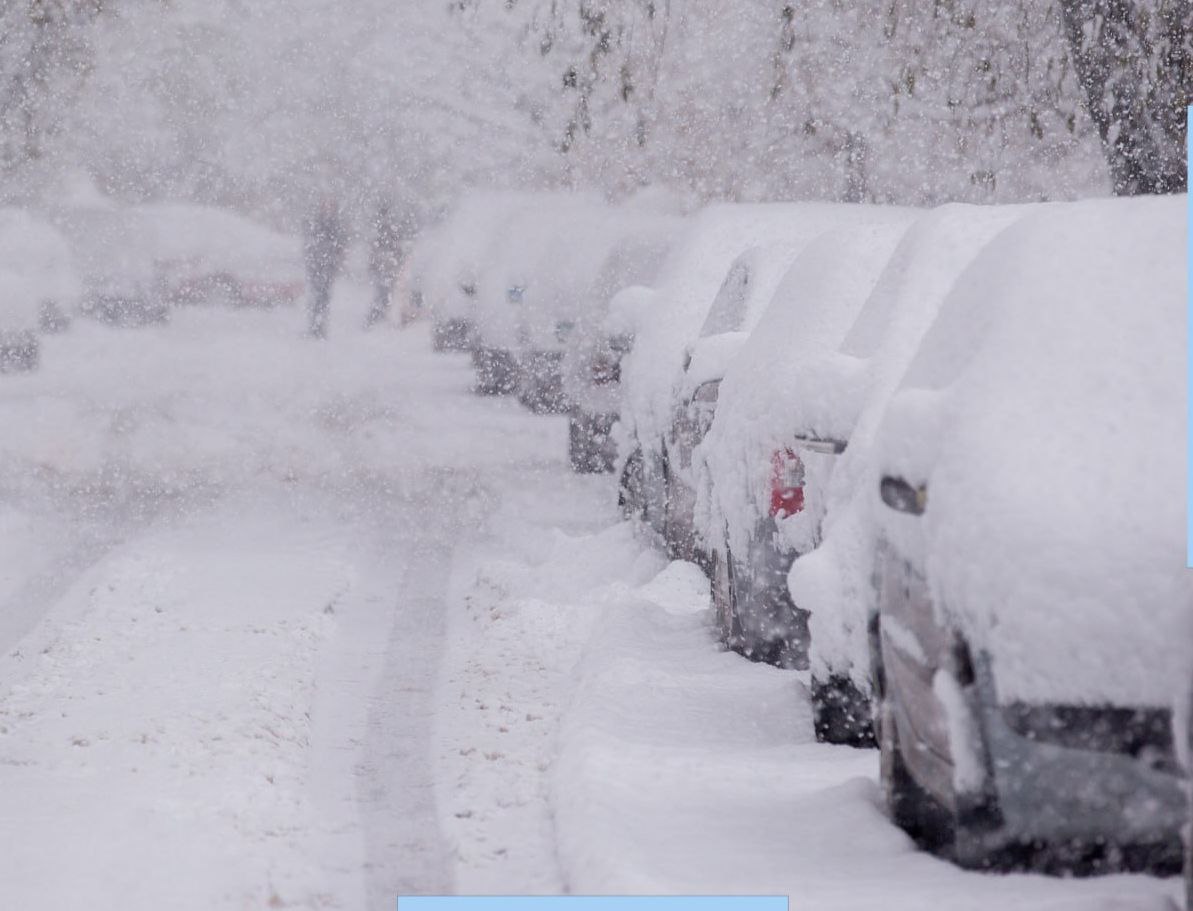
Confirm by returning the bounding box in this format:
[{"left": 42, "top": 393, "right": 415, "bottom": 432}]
[{"left": 0, "top": 2, "right": 1190, "bottom": 911}]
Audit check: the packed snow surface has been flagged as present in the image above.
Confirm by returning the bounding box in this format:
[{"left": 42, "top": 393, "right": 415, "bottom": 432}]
[{"left": 0, "top": 271, "right": 1180, "bottom": 909}]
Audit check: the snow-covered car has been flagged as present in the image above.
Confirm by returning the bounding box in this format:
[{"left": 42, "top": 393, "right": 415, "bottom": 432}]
[
  {"left": 660, "top": 241, "right": 808, "bottom": 563},
  {"left": 617, "top": 203, "right": 878, "bottom": 550},
  {"left": 422, "top": 191, "right": 535, "bottom": 353},
  {"left": 562, "top": 217, "right": 680, "bottom": 470},
  {"left": 471, "top": 192, "right": 610, "bottom": 406},
  {"left": 693, "top": 213, "right": 918, "bottom": 671},
  {"left": 769, "top": 204, "right": 1028, "bottom": 744},
  {"left": 0, "top": 209, "right": 81, "bottom": 371},
  {"left": 869, "top": 195, "right": 1189, "bottom": 874},
  {"left": 144, "top": 204, "right": 303, "bottom": 308},
  {"left": 48, "top": 204, "right": 168, "bottom": 326}
]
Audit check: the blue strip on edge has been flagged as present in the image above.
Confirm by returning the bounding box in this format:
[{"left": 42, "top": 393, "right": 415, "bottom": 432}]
[{"left": 398, "top": 898, "right": 790, "bottom": 911}]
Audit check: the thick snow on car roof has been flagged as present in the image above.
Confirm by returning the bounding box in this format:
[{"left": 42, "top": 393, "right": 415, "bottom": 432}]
[
  {"left": 695, "top": 210, "right": 918, "bottom": 559},
  {"left": 620, "top": 202, "right": 891, "bottom": 449},
  {"left": 137, "top": 204, "right": 298, "bottom": 273},
  {"left": 874, "top": 193, "right": 1189, "bottom": 707},
  {"left": 784, "top": 203, "right": 1030, "bottom": 686}
]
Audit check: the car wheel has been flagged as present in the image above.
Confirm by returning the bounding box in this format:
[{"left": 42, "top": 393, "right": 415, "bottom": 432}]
[
  {"left": 660, "top": 453, "right": 693, "bottom": 562},
  {"left": 568, "top": 416, "right": 595, "bottom": 473},
  {"left": 879, "top": 694, "right": 953, "bottom": 850},
  {"left": 618, "top": 448, "right": 646, "bottom": 519},
  {"left": 879, "top": 665, "right": 1013, "bottom": 870},
  {"left": 712, "top": 544, "right": 743, "bottom": 649},
  {"left": 810, "top": 673, "right": 877, "bottom": 748}
]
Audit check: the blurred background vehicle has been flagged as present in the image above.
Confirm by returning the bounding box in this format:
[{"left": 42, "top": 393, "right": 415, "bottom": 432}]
[
  {"left": 469, "top": 192, "right": 608, "bottom": 405},
  {"left": 422, "top": 191, "right": 534, "bottom": 354},
  {"left": 561, "top": 219, "right": 678, "bottom": 472}
]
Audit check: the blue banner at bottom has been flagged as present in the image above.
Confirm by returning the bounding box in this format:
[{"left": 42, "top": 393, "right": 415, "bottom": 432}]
[{"left": 399, "top": 897, "right": 790, "bottom": 911}]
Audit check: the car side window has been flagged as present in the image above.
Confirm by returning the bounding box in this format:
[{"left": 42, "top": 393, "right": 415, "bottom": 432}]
[{"left": 700, "top": 259, "right": 752, "bottom": 337}]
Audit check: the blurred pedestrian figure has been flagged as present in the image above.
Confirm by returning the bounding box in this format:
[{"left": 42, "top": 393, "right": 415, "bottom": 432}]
[
  {"left": 302, "top": 198, "right": 348, "bottom": 339},
  {"left": 365, "top": 202, "right": 403, "bottom": 329}
]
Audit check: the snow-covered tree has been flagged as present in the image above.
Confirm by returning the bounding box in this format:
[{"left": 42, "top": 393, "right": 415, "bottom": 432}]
[
  {"left": 0, "top": 0, "right": 106, "bottom": 202},
  {"left": 1058, "top": 0, "right": 1191, "bottom": 194}
]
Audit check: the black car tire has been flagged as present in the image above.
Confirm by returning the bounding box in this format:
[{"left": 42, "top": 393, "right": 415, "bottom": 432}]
[
  {"left": 811, "top": 674, "right": 877, "bottom": 748},
  {"left": 618, "top": 447, "right": 646, "bottom": 520},
  {"left": 880, "top": 696, "right": 954, "bottom": 851},
  {"left": 0, "top": 332, "right": 39, "bottom": 373},
  {"left": 569, "top": 416, "right": 612, "bottom": 473},
  {"left": 711, "top": 545, "right": 743, "bottom": 649}
]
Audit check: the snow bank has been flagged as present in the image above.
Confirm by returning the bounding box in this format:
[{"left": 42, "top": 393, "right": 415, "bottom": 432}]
[
  {"left": 435, "top": 471, "right": 663, "bottom": 891},
  {"left": 785, "top": 203, "right": 1029, "bottom": 686},
  {"left": 426, "top": 456, "right": 1178, "bottom": 907},
  {"left": 873, "top": 194, "right": 1191, "bottom": 707},
  {"left": 548, "top": 553, "right": 1176, "bottom": 909}
]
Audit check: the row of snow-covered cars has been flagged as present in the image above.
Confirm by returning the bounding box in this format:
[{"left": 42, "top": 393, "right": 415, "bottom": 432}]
[
  {"left": 0, "top": 201, "right": 303, "bottom": 373},
  {"left": 419, "top": 190, "right": 1191, "bottom": 891}
]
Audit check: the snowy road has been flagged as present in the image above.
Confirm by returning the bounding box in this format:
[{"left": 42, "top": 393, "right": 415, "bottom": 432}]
[{"left": 0, "top": 286, "right": 1181, "bottom": 909}]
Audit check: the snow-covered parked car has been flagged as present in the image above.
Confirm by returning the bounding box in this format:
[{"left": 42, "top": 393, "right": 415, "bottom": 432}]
[
  {"left": 145, "top": 204, "right": 303, "bottom": 308},
  {"left": 0, "top": 209, "right": 80, "bottom": 371},
  {"left": 471, "top": 192, "right": 610, "bottom": 405},
  {"left": 617, "top": 203, "right": 877, "bottom": 551},
  {"left": 660, "top": 241, "right": 810, "bottom": 563},
  {"left": 562, "top": 215, "right": 680, "bottom": 470},
  {"left": 422, "top": 191, "right": 535, "bottom": 353},
  {"left": 869, "top": 195, "right": 1190, "bottom": 874},
  {"left": 693, "top": 213, "right": 918, "bottom": 671},
  {"left": 49, "top": 204, "right": 167, "bottom": 326},
  {"left": 772, "top": 204, "right": 1028, "bottom": 745}
]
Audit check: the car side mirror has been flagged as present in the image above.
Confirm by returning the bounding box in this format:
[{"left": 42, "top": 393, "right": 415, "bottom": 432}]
[{"left": 879, "top": 476, "right": 927, "bottom": 515}]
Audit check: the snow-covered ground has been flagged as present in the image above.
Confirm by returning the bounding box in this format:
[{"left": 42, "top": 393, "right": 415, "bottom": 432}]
[{"left": 0, "top": 282, "right": 1180, "bottom": 909}]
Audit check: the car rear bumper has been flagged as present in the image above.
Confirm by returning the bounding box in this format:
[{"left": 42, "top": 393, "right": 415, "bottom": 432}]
[
  {"left": 980, "top": 693, "right": 1186, "bottom": 864},
  {"left": 472, "top": 345, "right": 518, "bottom": 394},
  {"left": 518, "top": 349, "right": 567, "bottom": 413}
]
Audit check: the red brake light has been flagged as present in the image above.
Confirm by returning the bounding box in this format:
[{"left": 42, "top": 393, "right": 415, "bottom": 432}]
[{"left": 770, "top": 448, "right": 805, "bottom": 518}]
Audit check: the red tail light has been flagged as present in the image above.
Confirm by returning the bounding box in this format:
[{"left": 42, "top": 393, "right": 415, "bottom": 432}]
[{"left": 770, "top": 448, "right": 805, "bottom": 518}]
